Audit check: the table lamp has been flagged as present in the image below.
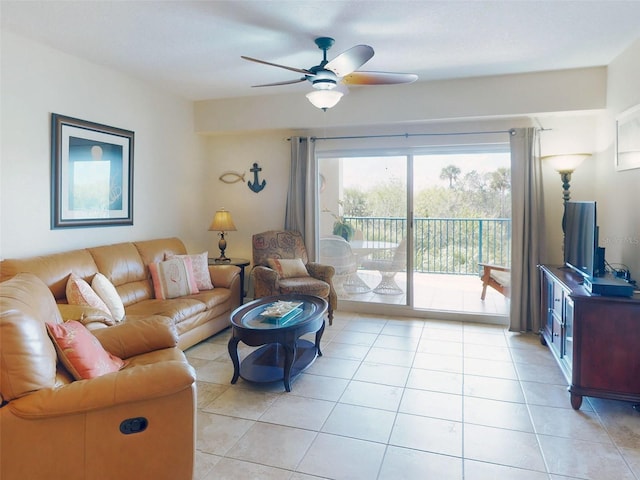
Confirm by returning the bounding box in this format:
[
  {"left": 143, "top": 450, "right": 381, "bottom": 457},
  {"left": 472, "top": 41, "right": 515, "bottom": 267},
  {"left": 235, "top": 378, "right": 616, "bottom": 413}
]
[{"left": 209, "top": 209, "right": 237, "bottom": 262}]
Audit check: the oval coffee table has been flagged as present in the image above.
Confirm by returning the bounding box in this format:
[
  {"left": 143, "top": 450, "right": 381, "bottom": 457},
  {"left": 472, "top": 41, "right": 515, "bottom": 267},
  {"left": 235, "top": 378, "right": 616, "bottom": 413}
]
[{"left": 228, "top": 294, "right": 327, "bottom": 392}]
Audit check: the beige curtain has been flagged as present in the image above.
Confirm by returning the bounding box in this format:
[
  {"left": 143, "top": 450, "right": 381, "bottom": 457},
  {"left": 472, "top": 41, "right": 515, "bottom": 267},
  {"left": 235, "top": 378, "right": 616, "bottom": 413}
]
[
  {"left": 285, "top": 137, "right": 318, "bottom": 260},
  {"left": 509, "top": 127, "right": 546, "bottom": 332}
]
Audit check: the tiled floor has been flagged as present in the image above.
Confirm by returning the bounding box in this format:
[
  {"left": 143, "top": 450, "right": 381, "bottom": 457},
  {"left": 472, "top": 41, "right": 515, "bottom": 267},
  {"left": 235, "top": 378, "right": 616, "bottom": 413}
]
[{"left": 186, "top": 312, "right": 640, "bottom": 480}]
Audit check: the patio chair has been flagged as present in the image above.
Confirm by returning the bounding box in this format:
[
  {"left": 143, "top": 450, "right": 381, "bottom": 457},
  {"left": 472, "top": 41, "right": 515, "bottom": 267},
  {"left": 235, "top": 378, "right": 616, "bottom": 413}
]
[
  {"left": 479, "top": 263, "right": 510, "bottom": 299},
  {"left": 252, "top": 230, "right": 336, "bottom": 324},
  {"left": 319, "top": 236, "right": 370, "bottom": 295},
  {"left": 361, "top": 238, "right": 407, "bottom": 295}
]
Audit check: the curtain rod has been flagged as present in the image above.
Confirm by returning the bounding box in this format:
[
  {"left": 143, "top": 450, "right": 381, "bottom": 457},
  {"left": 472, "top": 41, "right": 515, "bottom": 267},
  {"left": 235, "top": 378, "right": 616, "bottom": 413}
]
[{"left": 288, "top": 128, "right": 524, "bottom": 142}]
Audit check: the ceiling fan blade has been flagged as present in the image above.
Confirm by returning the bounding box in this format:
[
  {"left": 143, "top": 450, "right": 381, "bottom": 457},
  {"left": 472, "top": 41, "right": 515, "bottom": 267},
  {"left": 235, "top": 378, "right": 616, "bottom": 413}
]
[
  {"left": 241, "top": 56, "right": 311, "bottom": 75},
  {"left": 341, "top": 71, "right": 418, "bottom": 85},
  {"left": 325, "top": 45, "right": 374, "bottom": 77},
  {"left": 251, "top": 78, "right": 307, "bottom": 88}
]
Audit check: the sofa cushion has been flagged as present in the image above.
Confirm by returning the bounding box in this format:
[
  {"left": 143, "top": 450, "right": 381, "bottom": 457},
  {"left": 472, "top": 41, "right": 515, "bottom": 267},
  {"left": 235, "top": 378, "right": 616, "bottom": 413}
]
[
  {"left": 0, "top": 273, "right": 60, "bottom": 401},
  {"left": 149, "top": 257, "right": 199, "bottom": 300},
  {"left": 167, "top": 252, "right": 214, "bottom": 290},
  {"left": 66, "top": 273, "right": 110, "bottom": 313},
  {"left": 267, "top": 258, "right": 310, "bottom": 279},
  {"left": 46, "top": 320, "right": 125, "bottom": 380},
  {"left": 124, "top": 298, "right": 207, "bottom": 324},
  {"left": 92, "top": 273, "right": 126, "bottom": 322}
]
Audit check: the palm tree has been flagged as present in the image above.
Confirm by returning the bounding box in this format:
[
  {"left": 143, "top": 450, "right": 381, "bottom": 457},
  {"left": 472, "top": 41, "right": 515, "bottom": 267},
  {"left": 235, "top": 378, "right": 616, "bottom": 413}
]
[{"left": 440, "top": 164, "right": 461, "bottom": 188}]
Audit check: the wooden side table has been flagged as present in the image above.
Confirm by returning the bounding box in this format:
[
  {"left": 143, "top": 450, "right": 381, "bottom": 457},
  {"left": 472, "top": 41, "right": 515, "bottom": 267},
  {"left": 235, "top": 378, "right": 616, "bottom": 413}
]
[{"left": 208, "top": 257, "right": 250, "bottom": 304}]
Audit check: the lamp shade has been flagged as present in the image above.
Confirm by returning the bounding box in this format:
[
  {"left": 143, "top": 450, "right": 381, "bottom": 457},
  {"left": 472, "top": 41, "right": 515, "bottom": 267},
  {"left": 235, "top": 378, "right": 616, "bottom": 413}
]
[
  {"left": 208, "top": 209, "right": 236, "bottom": 232},
  {"left": 542, "top": 154, "right": 591, "bottom": 173},
  {"left": 306, "top": 90, "right": 343, "bottom": 110}
]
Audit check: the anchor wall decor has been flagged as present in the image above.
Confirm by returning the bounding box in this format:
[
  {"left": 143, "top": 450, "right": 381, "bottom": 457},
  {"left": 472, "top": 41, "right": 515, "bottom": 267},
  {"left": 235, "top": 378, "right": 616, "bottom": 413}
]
[{"left": 248, "top": 162, "right": 266, "bottom": 193}]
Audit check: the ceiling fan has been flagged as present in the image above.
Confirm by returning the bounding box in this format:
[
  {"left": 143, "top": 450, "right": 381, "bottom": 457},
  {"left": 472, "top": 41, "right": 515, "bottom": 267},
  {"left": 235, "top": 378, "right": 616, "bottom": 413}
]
[{"left": 241, "top": 37, "right": 418, "bottom": 110}]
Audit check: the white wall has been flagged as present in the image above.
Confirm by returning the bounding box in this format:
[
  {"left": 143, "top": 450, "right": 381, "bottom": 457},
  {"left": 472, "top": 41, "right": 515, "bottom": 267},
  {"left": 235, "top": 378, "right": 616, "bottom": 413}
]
[
  {"left": 597, "top": 38, "right": 640, "bottom": 277},
  {"left": 0, "top": 31, "right": 207, "bottom": 258}
]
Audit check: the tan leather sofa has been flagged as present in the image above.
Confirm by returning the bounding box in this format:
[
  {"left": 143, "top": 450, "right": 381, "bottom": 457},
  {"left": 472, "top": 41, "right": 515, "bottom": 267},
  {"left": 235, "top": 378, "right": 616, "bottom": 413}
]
[
  {"left": 0, "top": 237, "right": 241, "bottom": 350},
  {"left": 0, "top": 272, "right": 196, "bottom": 480}
]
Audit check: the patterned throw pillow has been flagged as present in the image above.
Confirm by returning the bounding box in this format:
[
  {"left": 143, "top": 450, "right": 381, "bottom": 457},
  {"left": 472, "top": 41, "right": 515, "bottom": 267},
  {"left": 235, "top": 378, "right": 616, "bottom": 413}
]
[
  {"left": 166, "top": 252, "right": 214, "bottom": 290},
  {"left": 149, "top": 257, "right": 199, "bottom": 300},
  {"left": 46, "top": 320, "right": 125, "bottom": 380},
  {"left": 66, "top": 273, "right": 110, "bottom": 314},
  {"left": 267, "top": 258, "right": 310, "bottom": 278},
  {"left": 91, "top": 273, "right": 126, "bottom": 322}
]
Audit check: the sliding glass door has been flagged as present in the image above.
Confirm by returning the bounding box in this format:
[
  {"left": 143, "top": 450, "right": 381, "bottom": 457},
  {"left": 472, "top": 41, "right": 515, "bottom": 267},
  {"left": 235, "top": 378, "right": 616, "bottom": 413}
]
[{"left": 318, "top": 147, "right": 511, "bottom": 317}]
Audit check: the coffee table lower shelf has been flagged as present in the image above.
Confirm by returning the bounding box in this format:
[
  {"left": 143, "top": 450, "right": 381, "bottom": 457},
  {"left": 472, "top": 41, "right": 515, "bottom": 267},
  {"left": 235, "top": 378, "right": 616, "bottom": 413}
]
[{"left": 236, "top": 340, "right": 318, "bottom": 389}]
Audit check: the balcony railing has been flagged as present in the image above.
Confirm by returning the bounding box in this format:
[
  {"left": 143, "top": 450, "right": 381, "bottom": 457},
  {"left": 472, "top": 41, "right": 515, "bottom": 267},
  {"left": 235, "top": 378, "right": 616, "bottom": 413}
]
[{"left": 346, "top": 216, "right": 511, "bottom": 275}]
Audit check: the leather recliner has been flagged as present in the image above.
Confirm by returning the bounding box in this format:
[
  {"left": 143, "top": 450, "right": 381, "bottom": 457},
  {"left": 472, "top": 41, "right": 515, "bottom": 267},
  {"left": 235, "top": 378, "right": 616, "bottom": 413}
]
[{"left": 0, "top": 273, "right": 196, "bottom": 480}]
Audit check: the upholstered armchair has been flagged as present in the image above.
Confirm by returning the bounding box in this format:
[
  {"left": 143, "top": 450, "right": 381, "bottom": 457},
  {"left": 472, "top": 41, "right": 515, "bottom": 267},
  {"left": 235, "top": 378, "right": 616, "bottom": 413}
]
[{"left": 252, "top": 230, "right": 336, "bottom": 324}]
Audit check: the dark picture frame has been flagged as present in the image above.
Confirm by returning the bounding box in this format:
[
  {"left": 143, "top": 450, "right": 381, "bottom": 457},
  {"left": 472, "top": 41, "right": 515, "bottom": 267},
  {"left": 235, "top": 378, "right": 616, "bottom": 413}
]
[{"left": 51, "top": 114, "right": 134, "bottom": 228}]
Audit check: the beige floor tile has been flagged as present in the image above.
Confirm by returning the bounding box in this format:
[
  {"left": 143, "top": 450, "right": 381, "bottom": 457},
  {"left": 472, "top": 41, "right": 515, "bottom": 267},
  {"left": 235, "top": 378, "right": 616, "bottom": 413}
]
[
  {"left": 413, "top": 351, "right": 464, "bottom": 373},
  {"left": 228, "top": 422, "right": 317, "bottom": 470},
  {"left": 373, "top": 333, "right": 420, "bottom": 351},
  {"left": 342, "top": 318, "right": 387, "bottom": 334},
  {"left": 321, "top": 341, "right": 371, "bottom": 361},
  {"left": 304, "top": 355, "right": 361, "bottom": 379},
  {"left": 193, "top": 451, "right": 221, "bottom": 480},
  {"left": 195, "top": 381, "right": 229, "bottom": 408},
  {"left": 528, "top": 404, "right": 612, "bottom": 443},
  {"left": 464, "top": 396, "right": 534, "bottom": 432},
  {"left": 464, "top": 343, "right": 512, "bottom": 362},
  {"left": 378, "top": 445, "right": 463, "bottom": 480},
  {"left": 186, "top": 341, "right": 229, "bottom": 361},
  {"left": 192, "top": 357, "right": 236, "bottom": 384},
  {"left": 297, "top": 432, "right": 387, "bottom": 480},
  {"left": 463, "top": 459, "right": 549, "bottom": 480},
  {"left": 417, "top": 338, "right": 464, "bottom": 356},
  {"left": 331, "top": 329, "right": 379, "bottom": 346},
  {"left": 390, "top": 412, "right": 463, "bottom": 457},
  {"left": 201, "top": 386, "right": 280, "bottom": 420},
  {"left": 422, "top": 326, "right": 464, "bottom": 343},
  {"left": 621, "top": 446, "right": 640, "bottom": 478},
  {"left": 399, "top": 388, "right": 463, "bottom": 421},
  {"left": 520, "top": 380, "right": 583, "bottom": 409},
  {"left": 514, "top": 361, "right": 568, "bottom": 385},
  {"left": 259, "top": 394, "right": 335, "bottom": 430},
  {"left": 464, "top": 357, "right": 518, "bottom": 379},
  {"left": 464, "top": 331, "right": 509, "bottom": 347},
  {"left": 380, "top": 322, "right": 424, "bottom": 338},
  {"left": 321, "top": 403, "right": 396, "bottom": 443},
  {"left": 590, "top": 398, "right": 640, "bottom": 449},
  {"left": 463, "top": 374, "right": 525, "bottom": 403},
  {"left": 196, "top": 411, "right": 254, "bottom": 456},
  {"left": 464, "top": 423, "right": 546, "bottom": 471},
  {"left": 364, "top": 346, "right": 415, "bottom": 366},
  {"left": 339, "top": 379, "right": 404, "bottom": 411},
  {"left": 353, "top": 361, "right": 410, "bottom": 387},
  {"left": 289, "top": 372, "right": 350, "bottom": 401},
  {"left": 406, "top": 367, "right": 463, "bottom": 394},
  {"left": 539, "top": 434, "right": 636, "bottom": 479},
  {"left": 202, "top": 457, "right": 291, "bottom": 480}
]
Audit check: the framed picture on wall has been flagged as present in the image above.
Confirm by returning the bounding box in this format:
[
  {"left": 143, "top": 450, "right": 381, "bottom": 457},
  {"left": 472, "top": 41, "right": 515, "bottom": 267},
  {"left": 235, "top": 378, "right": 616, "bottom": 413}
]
[
  {"left": 615, "top": 103, "right": 640, "bottom": 171},
  {"left": 51, "top": 114, "right": 134, "bottom": 228}
]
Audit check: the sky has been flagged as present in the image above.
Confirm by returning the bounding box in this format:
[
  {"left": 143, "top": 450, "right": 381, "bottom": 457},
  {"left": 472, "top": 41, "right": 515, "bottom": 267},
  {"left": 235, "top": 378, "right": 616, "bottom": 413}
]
[{"left": 340, "top": 153, "right": 510, "bottom": 191}]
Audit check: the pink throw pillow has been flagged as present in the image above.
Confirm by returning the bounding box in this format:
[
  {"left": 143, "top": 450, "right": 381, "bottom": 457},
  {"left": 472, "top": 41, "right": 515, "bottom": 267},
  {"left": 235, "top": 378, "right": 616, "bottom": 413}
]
[
  {"left": 166, "top": 252, "right": 214, "bottom": 290},
  {"left": 149, "top": 257, "right": 199, "bottom": 300},
  {"left": 46, "top": 320, "right": 125, "bottom": 380},
  {"left": 267, "top": 258, "right": 310, "bottom": 278}
]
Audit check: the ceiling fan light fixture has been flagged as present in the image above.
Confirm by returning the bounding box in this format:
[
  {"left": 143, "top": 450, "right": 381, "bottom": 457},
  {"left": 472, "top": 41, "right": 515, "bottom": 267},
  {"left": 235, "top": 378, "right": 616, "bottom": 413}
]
[
  {"left": 312, "top": 79, "right": 337, "bottom": 90},
  {"left": 306, "top": 89, "right": 343, "bottom": 111}
]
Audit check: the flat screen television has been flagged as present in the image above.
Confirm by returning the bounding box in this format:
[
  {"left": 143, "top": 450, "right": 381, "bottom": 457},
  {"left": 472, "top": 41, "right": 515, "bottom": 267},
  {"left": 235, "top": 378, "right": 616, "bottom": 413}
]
[{"left": 563, "top": 201, "right": 602, "bottom": 278}]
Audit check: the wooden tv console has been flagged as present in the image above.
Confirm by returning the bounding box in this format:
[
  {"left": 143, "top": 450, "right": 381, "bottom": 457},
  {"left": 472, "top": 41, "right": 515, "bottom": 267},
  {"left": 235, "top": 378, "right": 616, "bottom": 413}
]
[{"left": 539, "top": 265, "right": 640, "bottom": 410}]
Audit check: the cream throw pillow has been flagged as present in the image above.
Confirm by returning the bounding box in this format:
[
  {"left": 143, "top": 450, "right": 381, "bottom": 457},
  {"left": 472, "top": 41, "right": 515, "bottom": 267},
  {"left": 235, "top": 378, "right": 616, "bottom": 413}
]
[
  {"left": 267, "top": 258, "right": 309, "bottom": 278},
  {"left": 91, "top": 273, "right": 126, "bottom": 322},
  {"left": 66, "top": 273, "right": 110, "bottom": 314}
]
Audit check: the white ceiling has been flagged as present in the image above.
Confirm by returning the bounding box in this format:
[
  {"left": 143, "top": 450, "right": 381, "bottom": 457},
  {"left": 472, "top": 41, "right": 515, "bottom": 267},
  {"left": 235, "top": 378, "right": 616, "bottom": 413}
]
[{"left": 2, "top": 1, "right": 640, "bottom": 101}]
